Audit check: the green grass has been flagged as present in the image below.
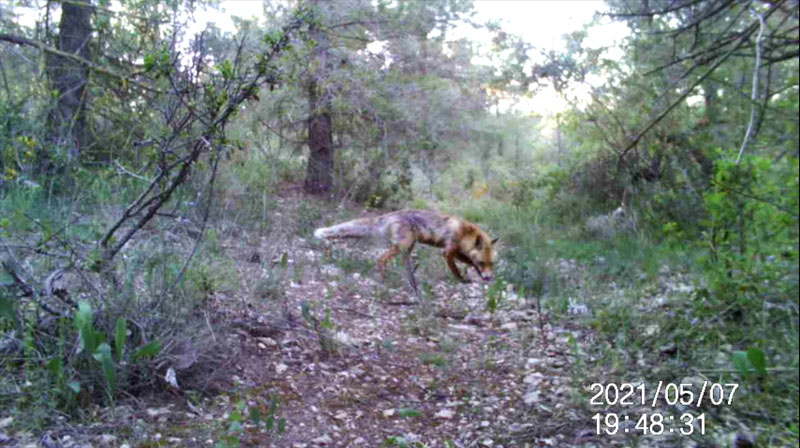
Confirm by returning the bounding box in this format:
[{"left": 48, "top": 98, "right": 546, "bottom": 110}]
[
  {"left": 443, "top": 193, "right": 799, "bottom": 444},
  {"left": 0, "top": 167, "right": 251, "bottom": 424},
  {"left": 332, "top": 251, "right": 374, "bottom": 275},
  {"left": 419, "top": 352, "right": 449, "bottom": 368}
]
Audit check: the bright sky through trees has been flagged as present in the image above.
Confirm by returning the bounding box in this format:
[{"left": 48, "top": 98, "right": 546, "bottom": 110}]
[
  {"left": 192, "top": 1, "right": 630, "bottom": 115},
  {"left": 11, "top": 0, "right": 629, "bottom": 116}
]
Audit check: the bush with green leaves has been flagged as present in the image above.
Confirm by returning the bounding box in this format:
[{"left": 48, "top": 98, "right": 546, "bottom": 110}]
[
  {"left": 214, "top": 397, "right": 286, "bottom": 448},
  {"left": 0, "top": 299, "right": 161, "bottom": 416},
  {"left": 695, "top": 153, "right": 798, "bottom": 340},
  {"left": 690, "top": 152, "right": 799, "bottom": 420}
]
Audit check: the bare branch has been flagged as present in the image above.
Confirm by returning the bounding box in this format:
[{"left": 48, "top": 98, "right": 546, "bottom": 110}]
[
  {"left": 1, "top": 247, "right": 65, "bottom": 317},
  {"left": 164, "top": 143, "right": 222, "bottom": 296},
  {"left": 99, "top": 140, "right": 205, "bottom": 268},
  {"left": 604, "top": 0, "right": 711, "bottom": 18},
  {"left": 0, "top": 33, "right": 162, "bottom": 92},
  {"left": 618, "top": 3, "right": 781, "bottom": 161},
  {"left": 737, "top": 9, "right": 767, "bottom": 164}
]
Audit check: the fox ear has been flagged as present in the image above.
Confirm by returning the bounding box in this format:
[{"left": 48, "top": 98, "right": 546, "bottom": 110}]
[{"left": 491, "top": 237, "right": 499, "bottom": 245}]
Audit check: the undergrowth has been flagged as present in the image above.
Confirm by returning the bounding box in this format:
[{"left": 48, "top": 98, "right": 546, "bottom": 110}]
[
  {"left": 447, "top": 153, "right": 799, "bottom": 445},
  {"left": 0, "top": 167, "right": 243, "bottom": 431}
]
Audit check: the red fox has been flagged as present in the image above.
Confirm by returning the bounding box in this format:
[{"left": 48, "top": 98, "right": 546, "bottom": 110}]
[{"left": 314, "top": 210, "right": 497, "bottom": 283}]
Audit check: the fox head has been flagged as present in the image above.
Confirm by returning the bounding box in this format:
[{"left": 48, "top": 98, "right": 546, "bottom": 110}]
[{"left": 467, "top": 233, "right": 498, "bottom": 282}]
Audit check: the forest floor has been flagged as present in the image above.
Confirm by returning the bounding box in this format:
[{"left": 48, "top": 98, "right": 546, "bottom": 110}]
[{"left": 8, "top": 188, "right": 704, "bottom": 448}]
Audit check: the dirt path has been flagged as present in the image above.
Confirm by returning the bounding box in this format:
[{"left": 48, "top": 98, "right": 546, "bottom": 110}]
[
  {"left": 176, "top": 197, "right": 606, "bottom": 447},
  {"left": 13, "top": 196, "right": 668, "bottom": 448}
]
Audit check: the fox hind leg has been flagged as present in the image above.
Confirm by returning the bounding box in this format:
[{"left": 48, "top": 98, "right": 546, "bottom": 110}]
[{"left": 379, "top": 223, "right": 418, "bottom": 291}]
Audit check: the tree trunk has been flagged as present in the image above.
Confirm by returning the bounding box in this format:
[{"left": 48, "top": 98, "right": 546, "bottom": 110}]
[
  {"left": 46, "top": 0, "right": 93, "bottom": 165},
  {"left": 304, "top": 3, "right": 334, "bottom": 193},
  {"left": 304, "top": 84, "right": 334, "bottom": 193}
]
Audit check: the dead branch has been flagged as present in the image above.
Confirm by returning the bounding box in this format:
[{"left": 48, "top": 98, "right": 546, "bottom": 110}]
[
  {"left": 163, "top": 143, "right": 222, "bottom": 296},
  {"left": 604, "top": 0, "right": 710, "bottom": 18},
  {"left": 0, "top": 33, "right": 161, "bottom": 92},
  {"left": 95, "top": 10, "right": 310, "bottom": 273},
  {"left": 737, "top": 9, "right": 767, "bottom": 164},
  {"left": 1, "top": 249, "right": 64, "bottom": 317},
  {"left": 617, "top": 5, "right": 780, "bottom": 162},
  {"left": 99, "top": 140, "right": 205, "bottom": 269}
]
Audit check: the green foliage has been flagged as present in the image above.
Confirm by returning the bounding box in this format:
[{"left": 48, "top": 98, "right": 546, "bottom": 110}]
[
  {"left": 396, "top": 408, "right": 422, "bottom": 418},
  {"left": 74, "top": 300, "right": 99, "bottom": 355},
  {"left": 2, "top": 272, "right": 170, "bottom": 421},
  {"left": 215, "top": 400, "right": 246, "bottom": 448},
  {"left": 185, "top": 257, "right": 239, "bottom": 297},
  {"left": 232, "top": 155, "right": 275, "bottom": 195},
  {"left": 133, "top": 341, "right": 162, "bottom": 361},
  {"left": 0, "top": 294, "right": 14, "bottom": 325},
  {"left": 92, "top": 343, "right": 116, "bottom": 404},
  {"left": 698, "top": 153, "right": 798, "bottom": 336},
  {"left": 732, "top": 348, "right": 768, "bottom": 378},
  {"left": 383, "top": 436, "right": 411, "bottom": 447},
  {"left": 326, "top": 248, "right": 374, "bottom": 275},
  {"left": 143, "top": 46, "right": 171, "bottom": 75},
  {"left": 213, "top": 395, "right": 288, "bottom": 446},
  {"left": 253, "top": 254, "right": 287, "bottom": 301},
  {"left": 264, "top": 395, "right": 287, "bottom": 435},
  {"left": 301, "top": 301, "right": 337, "bottom": 357},
  {"left": 419, "top": 352, "right": 448, "bottom": 368},
  {"left": 69, "top": 300, "right": 162, "bottom": 408},
  {"left": 486, "top": 277, "right": 505, "bottom": 315},
  {"left": 295, "top": 201, "right": 322, "bottom": 236}
]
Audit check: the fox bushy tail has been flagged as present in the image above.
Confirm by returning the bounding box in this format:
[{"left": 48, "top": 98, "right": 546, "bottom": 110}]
[{"left": 313, "top": 218, "right": 377, "bottom": 240}]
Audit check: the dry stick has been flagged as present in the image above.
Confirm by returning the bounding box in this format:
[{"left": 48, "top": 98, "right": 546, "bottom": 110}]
[
  {"left": 100, "top": 143, "right": 204, "bottom": 268},
  {"left": 332, "top": 307, "right": 375, "bottom": 319},
  {"left": 164, "top": 141, "right": 221, "bottom": 296},
  {"left": 643, "top": 4, "right": 749, "bottom": 77},
  {"left": 1, "top": 246, "right": 64, "bottom": 317},
  {"left": 98, "top": 150, "right": 187, "bottom": 250},
  {"left": 114, "top": 160, "right": 152, "bottom": 182},
  {"left": 737, "top": 8, "right": 766, "bottom": 164},
  {"left": 21, "top": 213, "right": 105, "bottom": 299},
  {"left": 604, "top": 0, "right": 709, "bottom": 18},
  {"left": 617, "top": 5, "right": 777, "bottom": 162},
  {"left": 100, "top": 19, "right": 307, "bottom": 266},
  {"left": 1, "top": 245, "right": 69, "bottom": 259}
]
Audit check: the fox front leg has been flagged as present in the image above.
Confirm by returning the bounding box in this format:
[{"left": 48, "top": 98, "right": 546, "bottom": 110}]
[
  {"left": 378, "top": 246, "right": 401, "bottom": 281},
  {"left": 444, "top": 246, "right": 469, "bottom": 283},
  {"left": 404, "top": 251, "right": 421, "bottom": 297},
  {"left": 456, "top": 252, "right": 483, "bottom": 280}
]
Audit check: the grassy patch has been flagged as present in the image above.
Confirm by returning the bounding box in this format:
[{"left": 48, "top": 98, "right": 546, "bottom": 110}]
[{"left": 445, "top": 190, "right": 799, "bottom": 444}]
